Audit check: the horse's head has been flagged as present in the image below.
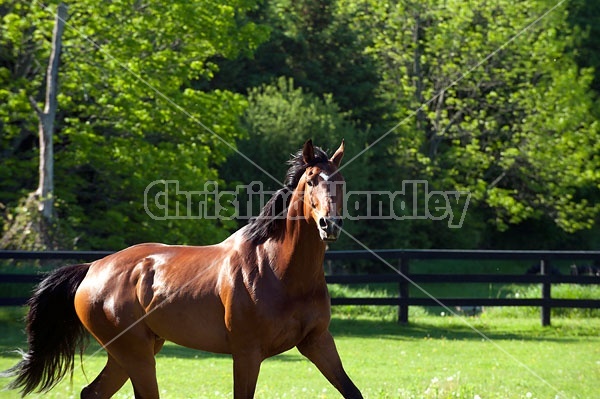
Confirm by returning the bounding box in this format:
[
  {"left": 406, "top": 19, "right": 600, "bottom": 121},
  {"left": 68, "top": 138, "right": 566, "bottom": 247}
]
[{"left": 300, "top": 139, "right": 345, "bottom": 242}]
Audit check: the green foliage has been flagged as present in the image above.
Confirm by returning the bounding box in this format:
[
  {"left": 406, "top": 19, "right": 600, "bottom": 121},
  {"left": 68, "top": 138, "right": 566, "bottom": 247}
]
[
  {"left": 209, "top": 0, "right": 384, "bottom": 127},
  {"left": 222, "top": 77, "right": 369, "bottom": 185},
  {"left": 0, "top": 0, "right": 268, "bottom": 249},
  {"left": 0, "top": 2, "right": 50, "bottom": 203},
  {"left": 2, "top": 0, "right": 600, "bottom": 250},
  {"left": 342, "top": 0, "right": 600, "bottom": 240}
]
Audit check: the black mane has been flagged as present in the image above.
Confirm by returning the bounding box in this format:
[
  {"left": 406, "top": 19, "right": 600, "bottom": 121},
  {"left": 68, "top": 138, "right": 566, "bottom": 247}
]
[{"left": 245, "top": 146, "right": 329, "bottom": 244}]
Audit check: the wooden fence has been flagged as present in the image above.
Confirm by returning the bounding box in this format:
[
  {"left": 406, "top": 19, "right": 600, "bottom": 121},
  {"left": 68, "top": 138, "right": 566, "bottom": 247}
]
[{"left": 1, "top": 249, "right": 599, "bottom": 326}]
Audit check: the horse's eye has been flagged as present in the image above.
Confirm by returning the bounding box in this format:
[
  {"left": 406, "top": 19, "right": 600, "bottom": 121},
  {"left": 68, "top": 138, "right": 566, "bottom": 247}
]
[{"left": 306, "top": 179, "right": 314, "bottom": 187}]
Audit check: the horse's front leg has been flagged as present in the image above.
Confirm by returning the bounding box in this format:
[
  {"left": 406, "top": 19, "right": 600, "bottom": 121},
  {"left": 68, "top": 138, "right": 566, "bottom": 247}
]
[
  {"left": 232, "top": 350, "right": 262, "bottom": 399},
  {"left": 297, "top": 330, "right": 363, "bottom": 399}
]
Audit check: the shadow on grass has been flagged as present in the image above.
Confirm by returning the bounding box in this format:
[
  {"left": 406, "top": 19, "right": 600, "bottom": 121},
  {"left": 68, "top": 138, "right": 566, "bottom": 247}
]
[
  {"left": 157, "top": 345, "right": 307, "bottom": 362},
  {"left": 329, "top": 316, "right": 597, "bottom": 342},
  {"left": 2, "top": 307, "right": 596, "bottom": 364}
]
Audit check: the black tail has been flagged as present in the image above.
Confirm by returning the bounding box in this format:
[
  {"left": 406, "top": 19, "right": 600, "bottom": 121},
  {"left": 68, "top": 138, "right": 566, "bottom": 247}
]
[{"left": 1, "top": 263, "right": 91, "bottom": 396}]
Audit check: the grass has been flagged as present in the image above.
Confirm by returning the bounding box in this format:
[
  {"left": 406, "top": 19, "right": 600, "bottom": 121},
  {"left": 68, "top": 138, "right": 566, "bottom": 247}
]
[
  {"left": 489, "top": 284, "right": 600, "bottom": 318},
  {"left": 1, "top": 259, "right": 598, "bottom": 398},
  {"left": 1, "top": 305, "right": 599, "bottom": 399}
]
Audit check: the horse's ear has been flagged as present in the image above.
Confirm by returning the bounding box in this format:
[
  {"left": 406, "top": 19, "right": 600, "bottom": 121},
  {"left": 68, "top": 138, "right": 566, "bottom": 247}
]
[
  {"left": 330, "top": 139, "right": 345, "bottom": 167},
  {"left": 302, "top": 139, "right": 314, "bottom": 164}
]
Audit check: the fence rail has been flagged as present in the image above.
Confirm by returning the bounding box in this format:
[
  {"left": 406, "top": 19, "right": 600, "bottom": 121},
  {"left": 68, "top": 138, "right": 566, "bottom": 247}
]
[{"left": 1, "top": 249, "right": 599, "bottom": 326}]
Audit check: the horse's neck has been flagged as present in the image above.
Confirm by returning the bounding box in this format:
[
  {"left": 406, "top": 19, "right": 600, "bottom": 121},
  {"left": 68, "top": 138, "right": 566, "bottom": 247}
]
[{"left": 274, "top": 192, "right": 327, "bottom": 288}]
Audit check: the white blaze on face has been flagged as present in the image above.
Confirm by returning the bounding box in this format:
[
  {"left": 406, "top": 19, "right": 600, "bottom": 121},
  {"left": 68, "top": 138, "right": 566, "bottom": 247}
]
[{"left": 318, "top": 171, "right": 340, "bottom": 216}]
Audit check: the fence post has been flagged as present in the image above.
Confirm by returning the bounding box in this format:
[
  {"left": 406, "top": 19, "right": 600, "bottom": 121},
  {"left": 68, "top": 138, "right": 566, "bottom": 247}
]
[
  {"left": 540, "top": 259, "right": 551, "bottom": 327},
  {"left": 398, "top": 257, "right": 409, "bottom": 324}
]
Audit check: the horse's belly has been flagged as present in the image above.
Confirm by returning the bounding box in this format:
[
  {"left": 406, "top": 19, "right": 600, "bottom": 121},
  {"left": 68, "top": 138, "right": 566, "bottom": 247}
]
[{"left": 144, "top": 298, "right": 230, "bottom": 354}]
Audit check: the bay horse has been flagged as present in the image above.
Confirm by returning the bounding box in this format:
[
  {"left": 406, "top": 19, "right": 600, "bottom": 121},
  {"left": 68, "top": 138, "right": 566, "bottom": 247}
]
[{"left": 1, "top": 139, "right": 363, "bottom": 398}]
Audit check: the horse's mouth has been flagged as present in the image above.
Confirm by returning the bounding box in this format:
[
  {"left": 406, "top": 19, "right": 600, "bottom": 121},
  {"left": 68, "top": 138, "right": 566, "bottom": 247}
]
[
  {"left": 319, "top": 228, "right": 340, "bottom": 242},
  {"left": 318, "top": 216, "right": 342, "bottom": 242}
]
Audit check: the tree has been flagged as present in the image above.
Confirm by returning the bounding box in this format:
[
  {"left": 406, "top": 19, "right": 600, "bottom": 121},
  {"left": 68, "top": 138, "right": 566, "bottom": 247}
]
[
  {"left": 30, "top": 2, "right": 66, "bottom": 221},
  {"left": 0, "top": 0, "right": 268, "bottom": 249},
  {"left": 207, "top": 0, "right": 385, "bottom": 129},
  {"left": 339, "top": 0, "right": 600, "bottom": 247},
  {"left": 4, "top": 0, "right": 599, "bottom": 252},
  {"left": 567, "top": 0, "right": 600, "bottom": 93},
  {"left": 0, "top": 2, "right": 67, "bottom": 249}
]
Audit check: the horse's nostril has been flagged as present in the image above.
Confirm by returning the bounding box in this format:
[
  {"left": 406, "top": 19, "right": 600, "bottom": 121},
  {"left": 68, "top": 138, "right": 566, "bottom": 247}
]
[{"left": 319, "top": 218, "right": 328, "bottom": 230}]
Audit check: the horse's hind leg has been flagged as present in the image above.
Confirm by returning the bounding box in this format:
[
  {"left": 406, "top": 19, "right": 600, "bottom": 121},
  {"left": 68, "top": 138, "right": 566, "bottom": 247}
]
[
  {"left": 106, "top": 336, "right": 161, "bottom": 399},
  {"left": 80, "top": 343, "right": 161, "bottom": 399},
  {"left": 79, "top": 338, "right": 163, "bottom": 398},
  {"left": 81, "top": 354, "right": 129, "bottom": 399},
  {"left": 84, "top": 326, "right": 163, "bottom": 399}
]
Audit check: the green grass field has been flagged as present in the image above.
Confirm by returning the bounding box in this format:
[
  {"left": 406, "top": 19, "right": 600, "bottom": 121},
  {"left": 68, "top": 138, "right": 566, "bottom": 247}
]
[{"left": 1, "top": 305, "right": 599, "bottom": 399}]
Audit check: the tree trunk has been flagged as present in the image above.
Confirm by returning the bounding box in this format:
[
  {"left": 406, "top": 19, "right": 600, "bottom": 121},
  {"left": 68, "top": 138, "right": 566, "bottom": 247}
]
[
  {"left": 32, "top": 2, "right": 67, "bottom": 220},
  {"left": 413, "top": 11, "right": 424, "bottom": 130},
  {"left": 1, "top": 4, "right": 67, "bottom": 250}
]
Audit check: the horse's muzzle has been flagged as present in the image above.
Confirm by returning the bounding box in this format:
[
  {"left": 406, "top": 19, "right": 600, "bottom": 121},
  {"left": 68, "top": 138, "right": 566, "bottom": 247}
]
[{"left": 318, "top": 216, "right": 343, "bottom": 242}]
